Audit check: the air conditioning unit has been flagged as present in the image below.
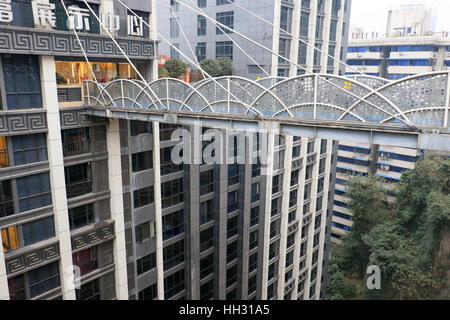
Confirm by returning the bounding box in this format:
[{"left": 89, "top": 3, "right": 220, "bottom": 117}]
[
  {"left": 357, "top": 53, "right": 362, "bottom": 58},
  {"left": 399, "top": 52, "right": 404, "bottom": 56}
]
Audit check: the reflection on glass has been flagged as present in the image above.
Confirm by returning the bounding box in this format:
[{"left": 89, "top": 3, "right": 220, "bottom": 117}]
[{"left": 55, "top": 61, "right": 143, "bottom": 86}]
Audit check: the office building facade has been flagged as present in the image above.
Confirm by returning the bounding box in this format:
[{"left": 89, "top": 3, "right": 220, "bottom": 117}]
[
  {"left": 156, "top": 0, "right": 352, "bottom": 79},
  {"left": 346, "top": 36, "right": 450, "bottom": 80},
  {"left": 0, "top": 0, "right": 337, "bottom": 301}
]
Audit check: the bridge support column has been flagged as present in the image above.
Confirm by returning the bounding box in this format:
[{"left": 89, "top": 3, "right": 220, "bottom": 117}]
[
  {"left": 106, "top": 118, "right": 129, "bottom": 299},
  {"left": 152, "top": 122, "right": 165, "bottom": 300}
]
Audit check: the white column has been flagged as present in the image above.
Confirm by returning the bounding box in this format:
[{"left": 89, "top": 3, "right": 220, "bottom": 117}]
[
  {"left": 289, "top": 0, "right": 302, "bottom": 77},
  {"left": 271, "top": 0, "right": 283, "bottom": 76},
  {"left": 39, "top": 56, "right": 76, "bottom": 300},
  {"left": 0, "top": 247, "right": 9, "bottom": 300},
  {"left": 306, "top": 0, "right": 318, "bottom": 72},
  {"left": 260, "top": 123, "right": 275, "bottom": 299},
  {"left": 152, "top": 122, "right": 165, "bottom": 300},
  {"left": 150, "top": 0, "right": 159, "bottom": 80},
  {"left": 314, "top": 140, "right": 332, "bottom": 298},
  {"left": 106, "top": 118, "right": 128, "bottom": 299},
  {"left": 320, "top": 0, "right": 332, "bottom": 73},
  {"left": 276, "top": 135, "right": 293, "bottom": 298}
]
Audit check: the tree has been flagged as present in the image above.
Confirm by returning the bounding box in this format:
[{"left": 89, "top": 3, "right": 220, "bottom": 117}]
[
  {"left": 164, "top": 58, "right": 188, "bottom": 79},
  {"left": 199, "top": 59, "right": 223, "bottom": 77},
  {"left": 216, "top": 57, "right": 233, "bottom": 76},
  {"left": 341, "top": 175, "right": 394, "bottom": 275},
  {"left": 328, "top": 155, "right": 450, "bottom": 300},
  {"left": 326, "top": 255, "right": 357, "bottom": 300},
  {"left": 158, "top": 66, "right": 170, "bottom": 79}
]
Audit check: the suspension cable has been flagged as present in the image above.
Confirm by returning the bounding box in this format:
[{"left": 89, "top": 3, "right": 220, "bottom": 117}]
[
  {"left": 167, "top": 0, "right": 207, "bottom": 78},
  {"left": 60, "top": 0, "right": 115, "bottom": 106},
  {"left": 80, "top": 0, "right": 165, "bottom": 108},
  {"left": 184, "top": 0, "right": 271, "bottom": 79},
  {"left": 117, "top": 0, "right": 265, "bottom": 117},
  {"left": 176, "top": 0, "right": 412, "bottom": 126},
  {"left": 224, "top": 0, "right": 368, "bottom": 77}
]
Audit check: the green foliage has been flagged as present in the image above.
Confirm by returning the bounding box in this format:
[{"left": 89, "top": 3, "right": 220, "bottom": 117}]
[
  {"left": 216, "top": 57, "right": 233, "bottom": 76},
  {"left": 200, "top": 57, "right": 233, "bottom": 77},
  {"left": 164, "top": 58, "right": 188, "bottom": 78},
  {"left": 341, "top": 175, "right": 394, "bottom": 275},
  {"left": 158, "top": 66, "right": 170, "bottom": 79},
  {"left": 199, "top": 59, "right": 223, "bottom": 77},
  {"left": 329, "top": 155, "right": 450, "bottom": 300},
  {"left": 326, "top": 255, "right": 357, "bottom": 300}
]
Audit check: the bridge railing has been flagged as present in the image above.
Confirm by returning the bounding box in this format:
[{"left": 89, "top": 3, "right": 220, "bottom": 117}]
[{"left": 82, "top": 72, "right": 450, "bottom": 129}]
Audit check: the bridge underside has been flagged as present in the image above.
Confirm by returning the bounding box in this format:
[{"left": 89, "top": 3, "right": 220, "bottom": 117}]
[{"left": 85, "top": 106, "right": 450, "bottom": 152}]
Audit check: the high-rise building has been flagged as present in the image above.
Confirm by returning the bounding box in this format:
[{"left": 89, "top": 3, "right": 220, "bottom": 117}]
[
  {"left": 0, "top": 0, "right": 337, "bottom": 301},
  {"left": 331, "top": 141, "right": 423, "bottom": 243},
  {"left": 346, "top": 36, "right": 450, "bottom": 80},
  {"left": 156, "top": 0, "right": 352, "bottom": 78}
]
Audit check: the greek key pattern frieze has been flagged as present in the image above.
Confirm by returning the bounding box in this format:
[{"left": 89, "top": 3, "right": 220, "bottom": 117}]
[
  {"left": 0, "top": 111, "right": 47, "bottom": 134},
  {"left": 5, "top": 242, "right": 59, "bottom": 276},
  {"left": 71, "top": 223, "right": 115, "bottom": 251},
  {"left": 0, "top": 27, "right": 155, "bottom": 59}
]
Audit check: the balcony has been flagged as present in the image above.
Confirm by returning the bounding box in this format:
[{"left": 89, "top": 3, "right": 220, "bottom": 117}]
[{"left": 63, "top": 140, "right": 90, "bottom": 157}]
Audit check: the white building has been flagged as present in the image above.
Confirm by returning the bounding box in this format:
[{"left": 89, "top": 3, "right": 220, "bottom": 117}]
[
  {"left": 156, "top": 0, "right": 352, "bottom": 79},
  {"left": 386, "top": 4, "right": 436, "bottom": 37}
]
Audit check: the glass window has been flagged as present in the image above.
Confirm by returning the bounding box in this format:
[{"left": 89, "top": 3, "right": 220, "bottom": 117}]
[
  {"left": 133, "top": 186, "right": 155, "bottom": 208},
  {"left": 130, "top": 121, "right": 152, "bottom": 136},
  {"left": 250, "top": 206, "right": 259, "bottom": 227},
  {"left": 76, "top": 279, "right": 100, "bottom": 300},
  {"left": 161, "top": 178, "right": 184, "bottom": 209},
  {"left": 62, "top": 128, "right": 90, "bottom": 157},
  {"left": 162, "top": 210, "right": 184, "bottom": 240},
  {"left": 170, "top": 18, "right": 179, "bottom": 38},
  {"left": 132, "top": 150, "right": 153, "bottom": 172},
  {"left": 0, "top": 136, "right": 8, "bottom": 168},
  {"left": 2, "top": 225, "right": 19, "bottom": 253},
  {"left": 227, "top": 216, "right": 238, "bottom": 238},
  {"left": 164, "top": 269, "right": 185, "bottom": 299},
  {"left": 3, "top": 55, "right": 42, "bottom": 110},
  {"left": 164, "top": 240, "right": 185, "bottom": 271},
  {"left": 200, "top": 227, "right": 214, "bottom": 252},
  {"left": 135, "top": 220, "right": 155, "bottom": 243},
  {"left": 200, "top": 200, "right": 214, "bottom": 225},
  {"left": 22, "top": 217, "right": 55, "bottom": 246},
  {"left": 197, "top": 16, "right": 206, "bottom": 36},
  {"left": 196, "top": 42, "right": 207, "bottom": 61},
  {"left": 55, "top": 61, "right": 142, "bottom": 86},
  {"left": 12, "top": 134, "right": 47, "bottom": 165},
  {"left": 73, "top": 247, "right": 98, "bottom": 276},
  {"left": 29, "top": 262, "right": 60, "bottom": 298},
  {"left": 200, "top": 170, "right": 214, "bottom": 196},
  {"left": 200, "top": 253, "right": 214, "bottom": 279},
  {"left": 227, "top": 241, "right": 237, "bottom": 263},
  {"left": 69, "top": 204, "right": 95, "bottom": 230},
  {"left": 137, "top": 252, "right": 156, "bottom": 275},
  {"left": 200, "top": 279, "right": 214, "bottom": 300},
  {"left": 17, "top": 172, "right": 52, "bottom": 212},
  {"left": 138, "top": 284, "right": 157, "bottom": 300},
  {"left": 216, "top": 41, "right": 233, "bottom": 60},
  {"left": 0, "top": 180, "right": 14, "bottom": 218},
  {"left": 65, "top": 163, "right": 92, "bottom": 198}
]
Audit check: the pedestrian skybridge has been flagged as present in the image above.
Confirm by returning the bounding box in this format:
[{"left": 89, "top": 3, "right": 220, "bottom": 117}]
[{"left": 82, "top": 72, "right": 450, "bottom": 152}]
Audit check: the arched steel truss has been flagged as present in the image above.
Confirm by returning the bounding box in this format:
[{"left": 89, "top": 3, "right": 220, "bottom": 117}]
[{"left": 82, "top": 71, "right": 450, "bottom": 129}]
